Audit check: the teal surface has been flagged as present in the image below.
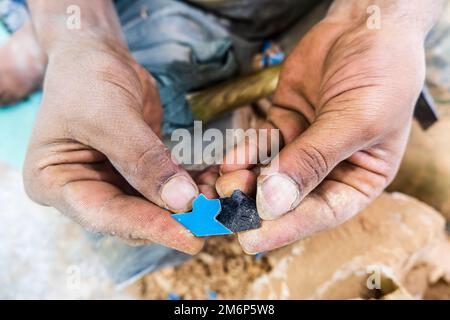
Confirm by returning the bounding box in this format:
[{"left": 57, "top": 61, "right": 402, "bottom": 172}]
[
  {"left": 172, "top": 194, "right": 232, "bottom": 237},
  {"left": 0, "top": 22, "right": 41, "bottom": 168}
]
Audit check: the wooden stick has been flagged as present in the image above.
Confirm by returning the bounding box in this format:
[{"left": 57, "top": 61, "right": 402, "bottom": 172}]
[{"left": 188, "top": 65, "right": 281, "bottom": 123}]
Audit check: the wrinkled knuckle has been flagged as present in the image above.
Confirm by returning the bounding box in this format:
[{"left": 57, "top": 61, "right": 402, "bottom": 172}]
[
  {"left": 70, "top": 193, "right": 120, "bottom": 235},
  {"left": 383, "top": 167, "right": 399, "bottom": 187},
  {"left": 133, "top": 145, "right": 177, "bottom": 185},
  {"left": 291, "top": 144, "right": 330, "bottom": 186}
]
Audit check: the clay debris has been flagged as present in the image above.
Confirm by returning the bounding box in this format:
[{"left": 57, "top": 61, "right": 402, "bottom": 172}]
[
  {"left": 138, "top": 236, "right": 271, "bottom": 300},
  {"left": 133, "top": 193, "right": 450, "bottom": 300}
]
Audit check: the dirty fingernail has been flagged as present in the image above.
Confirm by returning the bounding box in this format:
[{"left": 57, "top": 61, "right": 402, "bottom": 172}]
[
  {"left": 257, "top": 174, "right": 299, "bottom": 220},
  {"left": 161, "top": 176, "right": 198, "bottom": 212}
]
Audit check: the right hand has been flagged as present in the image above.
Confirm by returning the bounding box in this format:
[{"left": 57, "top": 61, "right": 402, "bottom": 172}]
[{"left": 23, "top": 40, "right": 204, "bottom": 254}]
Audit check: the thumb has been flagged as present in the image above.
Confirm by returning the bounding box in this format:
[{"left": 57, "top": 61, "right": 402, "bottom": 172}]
[
  {"left": 89, "top": 113, "right": 198, "bottom": 213},
  {"left": 257, "top": 118, "right": 366, "bottom": 220}
]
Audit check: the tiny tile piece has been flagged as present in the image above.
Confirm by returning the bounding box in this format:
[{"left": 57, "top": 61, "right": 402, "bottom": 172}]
[
  {"left": 172, "top": 194, "right": 232, "bottom": 237},
  {"left": 254, "top": 252, "right": 265, "bottom": 260},
  {"left": 207, "top": 289, "right": 217, "bottom": 300},
  {"left": 217, "top": 190, "right": 261, "bottom": 233},
  {"left": 167, "top": 293, "right": 181, "bottom": 300}
]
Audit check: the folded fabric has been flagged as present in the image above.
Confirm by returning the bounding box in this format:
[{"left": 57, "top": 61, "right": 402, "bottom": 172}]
[
  {"left": 425, "top": 0, "right": 450, "bottom": 103},
  {"left": 118, "top": 0, "right": 251, "bottom": 133}
]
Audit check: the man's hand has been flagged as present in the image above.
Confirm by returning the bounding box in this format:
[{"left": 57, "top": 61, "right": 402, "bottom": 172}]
[
  {"left": 23, "top": 0, "right": 203, "bottom": 254},
  {"left": 217, "top": 0, "right": 442, "bottom": 254}
]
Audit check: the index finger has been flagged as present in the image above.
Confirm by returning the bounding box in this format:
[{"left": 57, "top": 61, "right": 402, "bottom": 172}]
[{"left": 60, "top": 179, "right": 204, "bottom": 254}]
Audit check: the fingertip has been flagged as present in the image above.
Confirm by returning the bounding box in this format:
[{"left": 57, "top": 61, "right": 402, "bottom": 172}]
[
  {"left": 237, "top": 230, "right": 261, "bottom": 255},
  {"left": 216, "top": 169, "right": 256, "bottom": 198},
  {"left": 191, "top": 241, "right": 206, "bottom": 255},
  {"left": 161, "top": 175, "right": 199, "bottom": 213},
  {"left": 182, "top": 235, "right": 205, "bottom": 255},
  {"left": 157, "top": 214, "right": 206, "bottom": 254}
]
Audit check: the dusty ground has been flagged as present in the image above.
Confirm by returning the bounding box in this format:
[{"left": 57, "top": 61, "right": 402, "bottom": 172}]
[
  {"left": 136, "top": 235, "right": 450, "bottom": 300},
  {"left": 135, "top": 193, "right": 450, "bottom": 300},
  {"left": 137, "top": 236, "right": 271, "bottom": 300}
]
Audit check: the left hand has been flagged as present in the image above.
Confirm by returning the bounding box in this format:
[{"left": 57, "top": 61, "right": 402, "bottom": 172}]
[{"left": 217, "top": 11, "right": 427, "bottom": 253}]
